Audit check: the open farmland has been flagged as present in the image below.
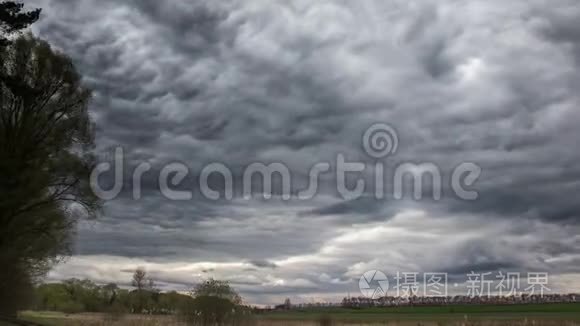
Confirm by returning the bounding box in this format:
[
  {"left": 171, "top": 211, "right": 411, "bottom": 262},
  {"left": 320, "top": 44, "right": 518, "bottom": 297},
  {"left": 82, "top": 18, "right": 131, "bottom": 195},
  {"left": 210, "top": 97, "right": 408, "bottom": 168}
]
[{"left": 21, "top": 304, "right": 580, "bottom": 325}]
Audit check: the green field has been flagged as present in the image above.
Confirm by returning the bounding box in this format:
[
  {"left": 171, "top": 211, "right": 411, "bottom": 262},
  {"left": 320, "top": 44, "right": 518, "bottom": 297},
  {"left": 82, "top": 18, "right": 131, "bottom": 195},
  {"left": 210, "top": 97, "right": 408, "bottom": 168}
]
[
  {"left": 19, "top": 304, "right": 580, "bottom": 326},
  {"left": 260, "top": 304, "right": 580, "bottom": 324},
  {"left": 263, "top": 303, "right": 580, "bottom": 318}
]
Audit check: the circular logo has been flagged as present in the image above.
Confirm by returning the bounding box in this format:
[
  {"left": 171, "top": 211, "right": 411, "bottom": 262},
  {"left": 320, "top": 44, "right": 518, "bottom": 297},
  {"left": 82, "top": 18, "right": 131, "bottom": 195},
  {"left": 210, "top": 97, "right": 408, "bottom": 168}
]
[
  {"left": 359, "top": 270, "right": 389, "bottom": 299},
  {"left": 363, "top": 123, "right": 399, "bottom": 159}
]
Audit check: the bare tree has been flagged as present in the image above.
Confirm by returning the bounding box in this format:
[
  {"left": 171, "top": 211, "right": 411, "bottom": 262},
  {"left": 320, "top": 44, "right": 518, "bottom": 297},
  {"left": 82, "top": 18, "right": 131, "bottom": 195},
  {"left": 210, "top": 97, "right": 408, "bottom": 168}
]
[
  {"left": 131, "top": 268, "right": 147, "bottom": 313},
  {"left": 132, "top": 268, "right": 147, "bottom": 291}
]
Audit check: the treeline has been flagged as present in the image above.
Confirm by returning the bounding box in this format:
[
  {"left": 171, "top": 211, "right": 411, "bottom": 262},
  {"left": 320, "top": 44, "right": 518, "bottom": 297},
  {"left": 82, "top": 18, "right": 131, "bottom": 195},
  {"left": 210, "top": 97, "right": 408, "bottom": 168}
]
[
  {"left": 31, "top": 276, "right": 258, "bottom": 325},
  {"left": 31, "top": 271, "right": 255, "bottom": 324},
  {"left": 33, "top": 279, "right": 193, "bottom": 314}
]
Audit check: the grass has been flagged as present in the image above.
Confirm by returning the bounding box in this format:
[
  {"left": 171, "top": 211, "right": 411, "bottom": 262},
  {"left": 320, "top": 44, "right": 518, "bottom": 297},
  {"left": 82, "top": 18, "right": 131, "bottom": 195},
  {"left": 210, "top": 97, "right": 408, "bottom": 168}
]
[
  {"left": 19, "top": 304, "right": 580, "bottom": 325},
  {"left": 259, "top": 303, "right": 580, "bottom": 324},
  {"left": 20, "top": 311, "right": 185, "bottom": 326},
  {"left": 264, "top": 303, "right": 580, "bottom": 316}
]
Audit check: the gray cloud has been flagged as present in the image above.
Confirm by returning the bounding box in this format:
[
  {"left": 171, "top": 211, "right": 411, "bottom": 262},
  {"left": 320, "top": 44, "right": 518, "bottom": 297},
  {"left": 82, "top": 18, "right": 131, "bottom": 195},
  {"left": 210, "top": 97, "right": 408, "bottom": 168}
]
[{"left": 27, "top": 0, "right": 580, "bottom": 304}]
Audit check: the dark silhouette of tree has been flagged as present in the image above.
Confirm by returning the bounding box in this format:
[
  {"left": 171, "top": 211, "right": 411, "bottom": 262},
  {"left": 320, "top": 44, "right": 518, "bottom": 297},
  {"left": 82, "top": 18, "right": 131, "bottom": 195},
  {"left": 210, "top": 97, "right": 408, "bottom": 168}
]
[
  {"left": 132, "top": 268, "right": 147, "bottom": 291},
  {"left": 0, "top": 263, "right": 35, "bottom": 316},
  {"left": 183, "top": 279, "right": 250, "bottom": 325},
  {"left": 131, "top": 268, "right": 148, "bottom": 313},
  {"left": 192, "top": 278, "right": 242, "bottom": 305},
  {"left": 103, "top": 283, "right": 119, "bottom": 306},
  {"left": 0, "top": 1, "right": 41, "bottom": 46},
  {"left": 33, "top": 280, "right": 197, "bottom": 315},
  {"left": 284, "top": 297, "right": 291, "bottom": 310},
  {"left": 147, "top": 278, "right": 158, "bottom": 292},
  {"left": 187, "top": 296, "right": 235, "bottom": 325},
  {"left": 0, "top": 34, "right": 98, "bottom": 316}
]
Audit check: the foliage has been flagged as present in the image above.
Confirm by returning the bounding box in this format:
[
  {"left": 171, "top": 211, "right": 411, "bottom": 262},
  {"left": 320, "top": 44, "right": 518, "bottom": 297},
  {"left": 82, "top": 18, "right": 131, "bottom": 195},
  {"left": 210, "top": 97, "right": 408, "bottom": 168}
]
[
  {"left": 33, "top": 279, "right": 195, "bottom": 316},
  {"left": 130, "top": 268, "right": 161, "bottom": 313},
  {"left": 192, "top": 279, "right": 242, "bottom": 305},
  {"left": 182, "top": 296, "right": 235, "bottom": 325},
  {"left": 0, "top": 1, "right": 41, "bottom": 46},
  {"left": 0, "top": 33, "right": 98, "bottom": 315},
  {"left": 181, "top": 278, "right": 253, "bottom": 326},
  {"left": 181, "top": 296, "right": 255, "bottom": 326},
  {"left": 0, "top": 35, "right": 98, "bottom": 221}
]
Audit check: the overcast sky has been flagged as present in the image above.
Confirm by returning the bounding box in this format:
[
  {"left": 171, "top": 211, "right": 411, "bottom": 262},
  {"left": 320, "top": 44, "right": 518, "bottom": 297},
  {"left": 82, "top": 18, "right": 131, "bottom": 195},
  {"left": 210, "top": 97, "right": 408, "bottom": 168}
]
[{"left": 28, "top": 0, "right": 580, "bottom": 305}]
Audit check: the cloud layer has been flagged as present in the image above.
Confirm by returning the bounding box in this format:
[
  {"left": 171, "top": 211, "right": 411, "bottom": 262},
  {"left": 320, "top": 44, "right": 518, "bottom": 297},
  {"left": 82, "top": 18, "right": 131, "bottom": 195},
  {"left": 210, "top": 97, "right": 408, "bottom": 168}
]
[{"left": 27, "top": 0, "right": 580, "bottom": 304}]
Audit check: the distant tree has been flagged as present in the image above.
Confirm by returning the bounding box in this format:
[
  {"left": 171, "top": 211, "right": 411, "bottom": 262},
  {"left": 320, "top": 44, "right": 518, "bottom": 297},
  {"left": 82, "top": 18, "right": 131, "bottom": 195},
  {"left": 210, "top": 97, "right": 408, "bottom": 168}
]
[
  {"left": 183, "top": 279, "right": 249, "bottom": 325},
  {"left": 159, "top": 291, "right": 193, "bottom": 314},
  {"left": 101, "top": 283, "right": 126, "bottom": 321},
  {"left": 192, "top": 279, "right": 242, "bottom": 305},
  {"left": 103, "top": 283, "right": 119, "bottom": 306},
  {"left": 62, "top": 279, "right": 104, "bottom": 312},
  {"left": 132, "top": 268, "right": 147, "bottom": 291},
  {"left": 131, "top": 268, "right": 150, "bottom": 313},
  {"left": 33, "top": 279, "right": 237, "bottom": 318},
  {"left": 284, "top": 298, "right": 291, "bottom": 309},
  {"left": 186, "top": 296, "right": 235, "bottom": 325},
  {"left": 0, "top": 1, "right": 41, "bottom": 46},
  {"left": 147, "top": 278, "right": 158, "bottom": 292},
  {"left": 145, "top": 277, "right": 161, "bottom": 313}
]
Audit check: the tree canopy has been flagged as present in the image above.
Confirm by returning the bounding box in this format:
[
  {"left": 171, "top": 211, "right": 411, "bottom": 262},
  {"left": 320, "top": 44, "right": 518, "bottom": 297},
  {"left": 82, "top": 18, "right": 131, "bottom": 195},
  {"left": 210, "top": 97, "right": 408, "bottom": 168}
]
[
  {"left": 34, "top": 279, "right": 195, "bottom": 315},
  {"left": 192, "top": 278, "right": 242, "bottom": 305},
  {"left": 0, "top": 34, "right": 98, "bottom": 315},
  {"left": 31, "top": 276, "right": 254, "bottom": 325},
  {"left": 0, "top": 1, "right": 41, "bottom": 46}
]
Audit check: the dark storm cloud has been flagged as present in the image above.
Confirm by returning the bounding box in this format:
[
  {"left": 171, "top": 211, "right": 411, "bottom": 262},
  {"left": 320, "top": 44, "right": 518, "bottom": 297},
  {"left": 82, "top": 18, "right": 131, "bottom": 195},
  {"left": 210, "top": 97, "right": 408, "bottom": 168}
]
[
  {"left": 128, "top": 0, "right": 232, "bottom": 51},
  {"left": 533, "top": 1, "right": 580, "bottom": 65},
  {"left": 29, "top": 0, "right": 580, "bottom": 303}
]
